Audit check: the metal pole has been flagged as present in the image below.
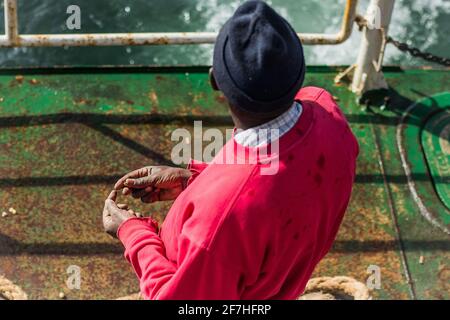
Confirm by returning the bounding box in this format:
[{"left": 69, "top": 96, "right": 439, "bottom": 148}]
[
  {"left": 351, "top": 0, "right": 395, "bottom": 94},
  {"left": 4, "top": 0, "right": 19, "bottom": 46}
]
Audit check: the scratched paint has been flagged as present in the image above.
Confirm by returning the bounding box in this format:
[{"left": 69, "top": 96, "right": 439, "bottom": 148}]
[{"left": 0, "top": 66, "right": 448, "bottom": 299}]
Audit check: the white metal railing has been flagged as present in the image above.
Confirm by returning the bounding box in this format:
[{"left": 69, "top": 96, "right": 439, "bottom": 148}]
[
  {"left": 0, "top": 0, "right": 357, "bottom": 47},
  {"left": 351, "top": 0, "right": 395, "bottom": 94},
  {"left": 0, "top": 0, "right": 397, "bottom": 95}
]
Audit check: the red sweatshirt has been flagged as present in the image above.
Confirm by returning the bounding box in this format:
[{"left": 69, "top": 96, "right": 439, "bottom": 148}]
[{"left": 117, "top": 86, "right": 359, "bottom": 300}]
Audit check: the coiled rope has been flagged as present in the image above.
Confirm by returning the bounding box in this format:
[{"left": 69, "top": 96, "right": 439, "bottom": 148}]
[
  {"left": 0, "top": 275, "right": 369, "bottom": 300},
  {"left": 116, "top": 292, "right": 142, "bottom": 300},
  {"left": 299, "top": 276, "right": 371, "bottom": 300},
  {"left": 0, "top": 275, "right": 28, "bottom": 300},
  {"left": 115, "top": 276, "right": 371, "bottom": 300}
]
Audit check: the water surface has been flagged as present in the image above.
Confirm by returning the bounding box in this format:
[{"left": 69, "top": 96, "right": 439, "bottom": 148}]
[{"left": 0, "top": 0, "right": 448, "bottom": 67}]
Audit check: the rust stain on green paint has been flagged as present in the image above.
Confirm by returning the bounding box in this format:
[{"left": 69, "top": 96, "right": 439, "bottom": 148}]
[{"left": 0, "top": 66, "right": 449, "bottom": 299}]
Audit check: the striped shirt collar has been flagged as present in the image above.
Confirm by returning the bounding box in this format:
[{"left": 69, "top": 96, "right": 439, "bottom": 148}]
[{"left": 234, "top": 101, "right": 302, "bottom": 147}]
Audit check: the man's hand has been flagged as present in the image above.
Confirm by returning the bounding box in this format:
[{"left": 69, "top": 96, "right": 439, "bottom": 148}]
[
  {"left": 103, "top": 190, "right": 141, "bottom": 238},
  {"left": 114, "top": 166, "right": 192, "bottom": 203}
]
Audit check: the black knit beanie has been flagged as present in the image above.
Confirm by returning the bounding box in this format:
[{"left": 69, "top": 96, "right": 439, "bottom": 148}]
[{"left": 213, "top": 0, "right": 305, "bottom": 114}]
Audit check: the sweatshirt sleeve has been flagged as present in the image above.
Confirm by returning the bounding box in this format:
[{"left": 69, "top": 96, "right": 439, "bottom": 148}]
[
  {"left": 186, "top": 159, "right": 209, "bottom": 186},
  {"left": 117, "top": 217, "right": 242, "bottom": 300}
]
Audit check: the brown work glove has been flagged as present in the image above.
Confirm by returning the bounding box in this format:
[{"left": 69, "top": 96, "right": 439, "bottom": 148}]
[
  {"left": 114, "top": 166, "right": 192, "bottom": 203},
  {"left": 102, "top": 190, "right": 143, "bottom": 238}
]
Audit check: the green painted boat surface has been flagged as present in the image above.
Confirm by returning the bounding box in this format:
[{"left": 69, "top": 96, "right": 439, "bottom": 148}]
[
  {"left": 0, "top": 66, "right": 448, "bottom": 299},
  {"left": 422, "top": 107, "right": 450, "bottom": 211}
]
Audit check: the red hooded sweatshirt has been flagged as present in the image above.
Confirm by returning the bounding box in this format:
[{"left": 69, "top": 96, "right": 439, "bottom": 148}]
[{"left": 117, "top": 86, "right": 359, "bottom": 300}]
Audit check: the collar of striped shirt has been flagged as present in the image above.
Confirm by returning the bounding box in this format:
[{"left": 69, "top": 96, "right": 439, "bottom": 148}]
[{"left": 234, "top": 101, "right": 303, "bottom": 147}]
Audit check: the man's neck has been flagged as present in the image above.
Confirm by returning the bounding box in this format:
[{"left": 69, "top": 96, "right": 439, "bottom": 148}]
[
  {"left": 232, "top": 115, "right": 274, "bottom": 130},
  {"left": 230, "top": 106, "right": 292, "bottom": 130}
]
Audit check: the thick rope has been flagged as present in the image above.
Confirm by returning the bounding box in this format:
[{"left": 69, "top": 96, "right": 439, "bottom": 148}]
[
  {"left": 116, "top": 292, "right": 142, "bottom": 300},
  {"left": 0, "top": 275, "right": 368, "bottom": 300},
  {"left": 0, "top": 275, "right": 28, "bottom": 300},
  {"left": 115, "top": 276, "right": 370, "bottom": 301},
  {"left": 299, "top": 276, "right": 371, "bottom": 300}
]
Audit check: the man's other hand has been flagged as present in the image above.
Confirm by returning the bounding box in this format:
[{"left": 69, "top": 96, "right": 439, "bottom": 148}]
[
  {"left": 103, "top": 190, "right": 139, "bottom": 238},
  {"left": 114, "top": 166, "right": 192, "bottom": 203}
]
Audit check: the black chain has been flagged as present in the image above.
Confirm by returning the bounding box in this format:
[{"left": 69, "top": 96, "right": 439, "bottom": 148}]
[{"left": 387, "top": 36, "right": 450, "bottom": 67}]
